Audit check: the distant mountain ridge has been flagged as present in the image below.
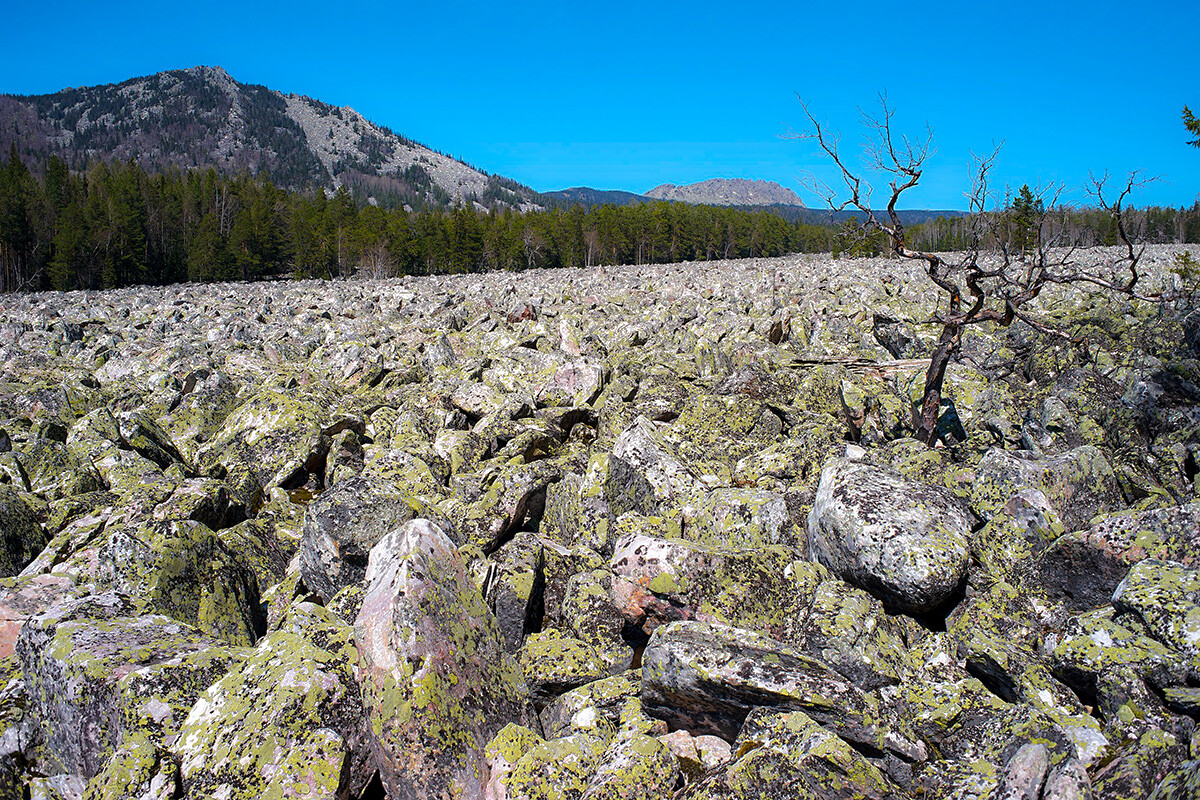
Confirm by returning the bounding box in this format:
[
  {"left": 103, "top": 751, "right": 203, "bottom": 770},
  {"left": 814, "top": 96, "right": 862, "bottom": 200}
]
[
  {"left": 0, "top": 66, "right": 542, "bottom": 210},
  {"left": 645, "top": 178, "right": 803, "bottom": 207}
]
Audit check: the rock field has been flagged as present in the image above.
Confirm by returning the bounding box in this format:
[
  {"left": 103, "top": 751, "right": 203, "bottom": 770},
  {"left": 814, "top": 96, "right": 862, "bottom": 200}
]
[{"left": 0, "top": 247, "right": 1198, "bottom": 799}]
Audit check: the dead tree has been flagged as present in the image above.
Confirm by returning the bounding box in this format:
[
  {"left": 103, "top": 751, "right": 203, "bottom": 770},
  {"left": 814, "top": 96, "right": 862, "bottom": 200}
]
[{"left": 798, "top": 96, "right": 1153, "bottom": 446}]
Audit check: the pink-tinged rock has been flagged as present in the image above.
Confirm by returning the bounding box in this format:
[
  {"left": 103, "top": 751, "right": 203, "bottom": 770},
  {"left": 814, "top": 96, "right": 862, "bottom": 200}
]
[
  {"left": 535, "top": 361, "right": 605, "bottom": 408},
  {"left": 0, "top": 574, "right": 81, "bottom": 659},
  {"left": 354, "top": 519, "right": 534, "bottom": 800}
]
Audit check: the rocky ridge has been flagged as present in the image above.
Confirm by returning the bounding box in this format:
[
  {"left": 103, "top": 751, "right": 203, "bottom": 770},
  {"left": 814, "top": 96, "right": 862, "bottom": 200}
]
[
  {"left": 0, "top": 246, "right": 1197, "bottom": 798},
  {"left": 645, "top": 178, "right": 804, "bottom": 207}
]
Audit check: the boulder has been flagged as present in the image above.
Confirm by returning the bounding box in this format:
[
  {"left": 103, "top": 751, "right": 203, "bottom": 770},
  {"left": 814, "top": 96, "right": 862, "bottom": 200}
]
[
  {"left": 96, "top": 519, "right": 264, "bottom": 646},
  {"left": 354, "top": 518, "right": 534, "bottom": 799},
  {"left": 807, "top": 458, "right": 972, "bottom": 614},
  {"left": 640, "top": 620, "right": 917, "bottom": 760},
  {"left": 175, "top": 602, "right": 374, "bottom": 800},
  {"left": 1112, "top": 559, "right": 1200, "bottom": 658},
  {"left": 1039, "top": 502, "right": 1200, "bottom": 611},
  {"left": 298, "top": 474, "right": 416, "bottom": 603},
  {"left": 0, "top": 486, "right": 46, "bottom": 576},
  {"left": 15, "top": 592, "right": 224, "bottom": 778},
  {"left": 681, "top": 707, "right": 896, "bottom": 799},
  {"left": 970, "top": 446, "right": 1124, "bottom": 531}
]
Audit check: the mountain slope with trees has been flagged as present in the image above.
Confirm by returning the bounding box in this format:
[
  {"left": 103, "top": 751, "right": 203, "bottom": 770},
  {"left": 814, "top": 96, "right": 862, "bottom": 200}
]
[{"left": 0, "top": 66, "right": 544, "bottom": 211}]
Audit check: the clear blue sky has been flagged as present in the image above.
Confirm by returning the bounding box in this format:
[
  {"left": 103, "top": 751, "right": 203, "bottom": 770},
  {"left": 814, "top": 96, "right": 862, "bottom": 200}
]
[{"left": 3, "top": 0, "right": 1197, "bottom": 210}]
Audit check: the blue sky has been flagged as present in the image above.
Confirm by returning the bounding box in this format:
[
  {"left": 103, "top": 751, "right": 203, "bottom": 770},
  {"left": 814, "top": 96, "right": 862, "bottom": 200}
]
[{"left": 3, "top": 0, "right": 1197, "bottom": 210}]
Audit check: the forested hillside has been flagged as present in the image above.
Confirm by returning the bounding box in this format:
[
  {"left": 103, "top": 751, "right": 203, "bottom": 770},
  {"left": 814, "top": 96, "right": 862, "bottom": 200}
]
[{"left": 0, "top": 150, "right": 831, "bottom": 291}]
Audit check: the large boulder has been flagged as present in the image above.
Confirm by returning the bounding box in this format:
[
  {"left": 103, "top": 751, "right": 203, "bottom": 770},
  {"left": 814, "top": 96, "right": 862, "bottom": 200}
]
[
  {"left": 174, "top": 602, "right": 375, "bottom": 800},
  {"left": 807, "top": 458, "right": 972, "bottom": 614},
  {"left": 640, "top": 620, "right": 919, "bottom": 761},
  {"left": 297, "top": 474, "right": 416, "bottom": 603},
  {"left": 353, "top": 518, "right": 534, "bottom": 799},
  {"left": 0, "top": 486, "right": 45, "bottom": 577},
  {"left": 970, "top": 446, "right": 1124, "bottom": 531},
  {"left": 1038, "top": 502, "right": 1200, "bottom": 611},
  {"left": 96, "top": 519, "right": 264, "bottom": 646},
  {"left": 15, "top": 593, "right": 225, "bottom": 778},
  {"left": 681, "top": 707, "right": 897, "bottom": 800}
]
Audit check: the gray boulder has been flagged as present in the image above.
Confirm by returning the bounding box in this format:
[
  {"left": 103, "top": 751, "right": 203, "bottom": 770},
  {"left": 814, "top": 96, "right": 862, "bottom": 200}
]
[
  {"left": 15, "top": 592, "right": 224, "bottom": 778},
  {"left": 297, "top": 474, "right": 415, "bottom": 603},
  {"left": 807, "top": 458, "right": 972, "bottom": 614},
  {"left": 0, "top": 486, "right": 45, "bottom": 577},
  {"left": 640, "top": 620, "right": 919, "bottom": 760}
]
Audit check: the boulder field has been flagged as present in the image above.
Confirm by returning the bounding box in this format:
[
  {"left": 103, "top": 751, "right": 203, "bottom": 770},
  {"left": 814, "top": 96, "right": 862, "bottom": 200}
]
[{"left": 0, "top": 247, "right": 1197, "bottom": 799}]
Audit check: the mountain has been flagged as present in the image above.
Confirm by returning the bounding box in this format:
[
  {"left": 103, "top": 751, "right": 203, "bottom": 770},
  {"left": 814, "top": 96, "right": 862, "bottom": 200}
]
[
  {"left": 542, "top": 187, "right": 652, "bottom": 207},
  {"left": 644, "top": 178, "right": 803, "bottom": 207},
  {"left": 0, "top": 66, "right": 542, "bottom": 210}
]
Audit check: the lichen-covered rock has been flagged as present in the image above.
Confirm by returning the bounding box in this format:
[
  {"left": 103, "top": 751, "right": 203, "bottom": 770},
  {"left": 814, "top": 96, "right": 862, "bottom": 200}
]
[
  {"left": 151, "top": 477, "right": 245, "bottom": 530},
  {"left": 609, "top": 532, "right": 912, "bottom": 689},
  {"left": 298, "top": 474, "right": 416, "bottom": 603},
  {"left": 17, "top": 439, "right": 103, "bottom": 502},
  {"left": 970, "top": 489, "right": 1064, "bottom": 586},
  {"left": 175, "top": 602, "right": 375, "bottom": 800},
  {"left": 354, "top": 518, "right": 534, "bottom": 799},
  {"left": 82, "top": 735, "right": 178, "bottom": 800},
  {"left": 483, "top": 723, "right": 543, "bottom": 799},
  {"left": 0, "top": 485, "right": 46, "bottom": 577},
  {"left": 1051, "top": 607, "right": 1190, "bottom": 720},
  {"left": 1148, "top": 759, "right": 1200, "bottom": 800},
  {"left": 499, "top": 734, "right": 608, "bottom": 800},
  {"left": 560, "top": 568, "right": 629, "bottom": 670},
  {"left": 640, "top": 620, "right": 917, "bottom": 760},
  {"left": 96, "top": 519, "right": 264, "bottom": 646},
  {"left": 115, "top": 644, "right": 244, "bottom": 751},
  {"left": 541, "top": 454, "right": 614, "bottom": 555},
  {"left": 483, "top": 532, "right": 545, "bottom": 652},
  {"left": 608, "top": 417, "right": 703, "bottom": 517},
  {"left": 580, "top": 732, "right": 680, "bottom": 800},
  {"left": 1037, "top": 502, "right": 1200, "bottom": 612},
  {"left": 680, "top": 707, "right": 896, "bottom": 800},
  {"left": 15, "top": 592, "right": 224, "bottom": 778},
  {"left": 1112, "top": 559, "right": 1200, "bottom": 658},
  {"left": 517, "top": 629, "right": 608, "bottom": 700},
  {"left": 539, "top": 671, "right": 660, "bottom": 740},
  {"left": 807, "top": 458, "right": 972, "bottom": 614},
  {"left": 970, "top": 446, "right": 1124, "bottom": 531},
  {"left": 460, "top": 459, "right": 564, "bottom": 551},
  {"left": 683, "top": 487, "right": 797, "bottom": 549},
  {"left": 194, "top": 388, "right": 328, "bottom": 497},
  {"left": 0, "top": 575, "right": 80, "bottom": 659}
]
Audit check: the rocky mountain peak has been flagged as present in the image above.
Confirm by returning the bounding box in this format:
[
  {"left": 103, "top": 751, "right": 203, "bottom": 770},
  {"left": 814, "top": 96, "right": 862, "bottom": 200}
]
[{"left": 645, "top": 178, "right": 804, "bottom": 207}]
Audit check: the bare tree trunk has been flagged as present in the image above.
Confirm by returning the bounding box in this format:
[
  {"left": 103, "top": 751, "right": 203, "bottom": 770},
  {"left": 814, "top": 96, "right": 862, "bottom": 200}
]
[{"left": 915, "top": 323, "right": 961, "bottom": 445}]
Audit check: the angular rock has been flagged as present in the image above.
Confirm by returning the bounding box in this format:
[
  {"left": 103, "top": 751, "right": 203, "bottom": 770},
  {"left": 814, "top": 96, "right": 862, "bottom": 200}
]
[
  {"left": 681, "top": 707, "right": 895, "bottom": 800},
  {"left": 175, "top": 601, "right": 375, "bottom": 799},
  {"left": 1112, "top": 559, "right": 1200, "bottom": 658},
  {"left": 15, "top": 592, "right": 223, "bottom": 778},
  {"left": 640, "top": 620, "right": 915, "bottom": 759},
  {"left": 354, "top": 518, "right": 534, "bottom": 799},
  {"left": 0, "top": 485, "right": 46, "bottom": 577},
  {"left": 970, "top": 446, "right": 1124, "bottom": 531},
  {"left": 298, "top": 474, "right": 416, "bottom": 603},
  {"left": 96, "top": 519, "right": 264, "bottom": 646},
  {"left": 1038, "top": 502, "right": 1200, "bottom": 611}
]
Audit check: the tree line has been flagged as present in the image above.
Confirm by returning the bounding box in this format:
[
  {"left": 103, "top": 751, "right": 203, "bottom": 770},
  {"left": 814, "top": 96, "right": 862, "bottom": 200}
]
[
  {"left": 0, "top": 148, "right": 834, "bottom": 292},
  {"left": 3, "top": 147, "right": 1199, "bottom": 293}
]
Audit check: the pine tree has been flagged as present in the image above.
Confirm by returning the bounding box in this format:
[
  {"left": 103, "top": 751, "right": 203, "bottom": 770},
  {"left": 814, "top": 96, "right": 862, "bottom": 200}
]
[{"left": 1184, "top": 106, "right": 1200, "bottom": 148}]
